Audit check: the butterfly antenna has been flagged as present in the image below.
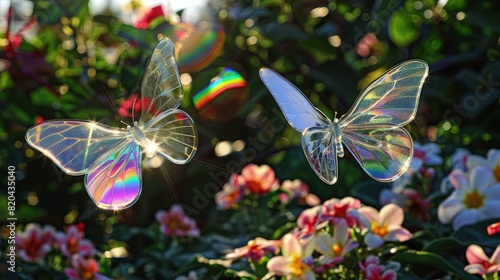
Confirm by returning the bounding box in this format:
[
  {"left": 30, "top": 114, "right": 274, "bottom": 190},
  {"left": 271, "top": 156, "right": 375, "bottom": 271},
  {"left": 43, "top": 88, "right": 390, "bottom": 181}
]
[{"left": 132, "top": 97, "right": 138, "bottom": 124}]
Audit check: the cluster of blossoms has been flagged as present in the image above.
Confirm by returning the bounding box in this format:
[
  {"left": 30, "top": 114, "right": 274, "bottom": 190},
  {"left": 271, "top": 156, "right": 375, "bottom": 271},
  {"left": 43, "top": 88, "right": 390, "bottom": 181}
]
[
  {"left": 15, "top": 223, "right": 108, "bottom": 280},
  {"left": 215, "top": 163, "right": 320, "bottom": 210},
  {"left": 223, "top": 193, "right": 411, "bottom": 279},
  {"left": 155, "top": 204, "right": 200, "bottom": 238},
  {"left": 438, "top": 148, "right": 500, "bottom": 230}
]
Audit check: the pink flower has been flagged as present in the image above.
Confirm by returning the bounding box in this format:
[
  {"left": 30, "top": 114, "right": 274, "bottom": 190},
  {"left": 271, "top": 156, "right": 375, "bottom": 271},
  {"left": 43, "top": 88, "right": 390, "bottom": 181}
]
[
  {"left": 321, "top": 197, "right": 360, "bottom": 227},
  {"left": 314, "top": 220, "right": 359, "bottom": 265},
  {"left": 359, "top": 256, "right": 398, "bottom": 280},
  {"left": 279, "top": 179, "right": 320, "bottom": 206},
  {"left": 225, "top": 237, "right": 280, "bottom": 262},
  {"left": 240, "top": 164, "right": 279, "bottom": 195},
  {"left": 156, "top": 204, "right": 200, "bottom": 238},
  {"left": 215, "top": 174, "right": 245, "bottom": 210},
  {"left": 464, "top": 244, "right": 500, "bottom": 275},
  {"left": 357, "top": 204, "right": 412, "bottom": 249},
  {"left": 65, "top": 255, "right": 110, "bottom": 280},
  {"left": 267, "top": 233, "right": 316, "bottom": 280},
  {"left": 438, "top": 167, "right": 500, "bottom": 230},
  {"left": 55, "top": 224, "right": 94, "bottom": 258},
  {"left": 297, "top": 206, "right": 323, "bottom": 237},
  {"left": 356, "top": 33, "right": 378, "bottom": 58},
  {"left": 16, "top": 223, "right": 55, "bottom": 262}
]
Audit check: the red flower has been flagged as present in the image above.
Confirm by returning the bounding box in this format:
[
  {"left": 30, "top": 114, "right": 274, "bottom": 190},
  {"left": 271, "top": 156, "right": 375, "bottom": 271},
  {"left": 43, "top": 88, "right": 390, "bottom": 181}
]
[
  {"left": 118, "top": 93, "right": 155, "bottom": 119},
  {"left": 240, "top": 164, "right": 279, "bottom": 195},
  {"left": 156, "top": 204, "right": 200, "bottom": 238},
  {"left": 134, "top": 5, "right": 165, "bottom": 29},
  {"left": 487, "top": 222, "right": 500, "bottom": 235}
]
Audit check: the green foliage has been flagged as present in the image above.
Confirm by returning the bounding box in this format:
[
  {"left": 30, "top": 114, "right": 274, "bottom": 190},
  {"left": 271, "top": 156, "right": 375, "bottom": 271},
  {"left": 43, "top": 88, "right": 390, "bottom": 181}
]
[{"left": 1, "top": 0, "right": 500, "bottom": 279}]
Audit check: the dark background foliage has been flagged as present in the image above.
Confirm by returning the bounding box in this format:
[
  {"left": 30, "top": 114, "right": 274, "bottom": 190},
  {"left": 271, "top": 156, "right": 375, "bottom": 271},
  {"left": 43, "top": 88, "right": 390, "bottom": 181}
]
[{"left": 1, "top": 0, "right": 499, "bottom": 279}]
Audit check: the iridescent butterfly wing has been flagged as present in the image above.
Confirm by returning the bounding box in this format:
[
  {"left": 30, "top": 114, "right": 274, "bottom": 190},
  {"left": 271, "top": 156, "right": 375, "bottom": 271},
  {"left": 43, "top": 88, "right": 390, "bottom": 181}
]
[
  {"left": 339, "top": 60, "right": 429, "bottom": 181},
  {"left": 85, "top": 139, "right": 142, "bottom": 209},
  {"left": 25, "top": 121, "right": 140, "bottom": 209},
  {"left": 259, "top": 68, "right": 337, "bottom": 184},
  {"left": 138, "top": 38, "right": 197, "bottom": 164}
]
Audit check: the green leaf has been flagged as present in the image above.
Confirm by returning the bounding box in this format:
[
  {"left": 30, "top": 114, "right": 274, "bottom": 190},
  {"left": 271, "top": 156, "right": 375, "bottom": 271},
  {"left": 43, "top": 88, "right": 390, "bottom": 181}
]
[
  {"left": 422, "top": 237, "right": 468, "bottom": 253},
  {"left": 392, "top": 251, "right": 476, "bottom": 280},
  {"left": 388, "top": 11, "right": 421, "bottom": 47}
]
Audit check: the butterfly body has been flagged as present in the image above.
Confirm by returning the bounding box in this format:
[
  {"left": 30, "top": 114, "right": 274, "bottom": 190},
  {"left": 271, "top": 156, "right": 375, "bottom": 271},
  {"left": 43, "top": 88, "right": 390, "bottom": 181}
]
[
  {"left": 260, "top": 60, "right": 428, "bottom": 185},
  {"left": 26, "top": 39, "right": 197, "bottom": 210}
]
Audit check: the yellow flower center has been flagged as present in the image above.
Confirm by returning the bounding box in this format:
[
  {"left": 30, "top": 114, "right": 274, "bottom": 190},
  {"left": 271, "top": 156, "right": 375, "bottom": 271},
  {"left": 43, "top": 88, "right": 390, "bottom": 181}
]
[
  {"left": 371, "top": 222, "right": 388, "bottom": 237},
  {"left": 493, "top": 164, "right": 500, "bottom": 181},
  {"left": 332, "top": 243, "right": 343, "bottom": 257},
  {"left": 463, "top": 189, "right": 485, "bottom": 209},
  {"left": 289, "top": 253, "right": 305, "bottom": 276}
]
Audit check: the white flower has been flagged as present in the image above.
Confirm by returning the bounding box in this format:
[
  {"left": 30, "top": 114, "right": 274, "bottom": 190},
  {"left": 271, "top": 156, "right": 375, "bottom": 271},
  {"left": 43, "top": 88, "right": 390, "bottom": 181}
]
[
  {"left": 467, "top": 149, "right": 500, "bottom": 182},
  {"left": 438, "top": 166, "right": 500, "bottom": 230}
]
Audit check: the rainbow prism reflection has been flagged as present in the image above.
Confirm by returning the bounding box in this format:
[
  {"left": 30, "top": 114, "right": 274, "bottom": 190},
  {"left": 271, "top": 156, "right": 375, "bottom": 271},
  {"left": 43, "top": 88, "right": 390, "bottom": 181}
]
[{"left": 193, "top": 68, "right": 248, "bottom": 121}]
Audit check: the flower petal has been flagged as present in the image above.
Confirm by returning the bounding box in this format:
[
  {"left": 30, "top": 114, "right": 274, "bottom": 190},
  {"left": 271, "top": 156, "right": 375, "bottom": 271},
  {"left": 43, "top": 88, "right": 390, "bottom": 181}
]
[
  {"left": 364, "top": 233, "right": 384, "bottom": 249},
  {"left": 470, "top": 166, "right": 494, "bottom": 192},
  {"left": 438, "top": 195, "right": 464, "bottom": 224},
  {"left": 384, "top": 227, "right": 412, "bottom": 242},
  {"left": 466, "top": 244, "right": 489, "bottom": 264},
  {"left": 358, "top": 206, "right": 379, "bottom": 223},
  {"left": 453, "top": 210, "right": 480, "bottom": 230},
  {"left": 490, "top": 245, "right": 500, "bottom": 264},
  {"left": 379, "top": 204, "right": 403, "bottom": 226},
  {"left": 267, "top": 256, "right": 292, "bottom": 275},
  {"left": 464, "top": 263, "right": 486, "bottom": 275}
]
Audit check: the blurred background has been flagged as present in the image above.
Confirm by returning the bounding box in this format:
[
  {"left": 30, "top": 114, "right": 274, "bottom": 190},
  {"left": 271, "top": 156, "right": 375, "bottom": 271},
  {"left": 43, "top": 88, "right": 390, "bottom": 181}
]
[{"left": 1, "top": 0, "right": 500, "bottom": 278}]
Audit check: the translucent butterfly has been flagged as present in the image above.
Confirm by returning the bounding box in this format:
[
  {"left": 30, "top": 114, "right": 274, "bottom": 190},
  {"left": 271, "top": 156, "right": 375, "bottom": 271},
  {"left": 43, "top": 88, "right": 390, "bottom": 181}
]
[
  {"left": 259, "top": 60, "right": 428, "bottom": 185},
  {"left": 26, "top": 38, "right": 198, "bottom": 209}
]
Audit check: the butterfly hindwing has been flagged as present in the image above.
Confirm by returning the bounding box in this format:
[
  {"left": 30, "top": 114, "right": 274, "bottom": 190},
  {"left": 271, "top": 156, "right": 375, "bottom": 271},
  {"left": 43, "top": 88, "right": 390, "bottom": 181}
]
[
  {"left": 342, "top": 124, "right": 413, "bottom": 181},
  {"left": 85, "top": 139, "right": 142, "bottom": 210},
  {"left": 259, "top": 68, "right": 331, "bottom": 132},
  {"left": 143, "top": 109, "right": 197, "bottom": 164},
  {"left": 25, "top": 121, "right": 128, "bottom": 175},
  {"left": 301, "top": 127, "right": 338, "bottom": 184},
  {"left": 340, "top": 60, "right": 428, "bottom": 128}
]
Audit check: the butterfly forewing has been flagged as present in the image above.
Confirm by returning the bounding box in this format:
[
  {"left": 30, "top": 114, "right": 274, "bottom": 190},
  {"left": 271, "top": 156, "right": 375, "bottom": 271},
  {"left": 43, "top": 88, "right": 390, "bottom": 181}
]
[
  {"left": 143, "top": 109, "right": 197, "bottom": 164},
  {"left": 302, "top": 127, "right": 338, "bottom": 184},
  {"left": 85, "top": 139, "right": 142, "bottom": 210},
  {"left": 339, "top": 60, "right": 428, "bottom": 128},
  {"left": 259, "top": 68, "right": 331, "bottom": 132},
  {"left": 25, "top": 121, "right": 128, "bottom": 175},
  {"left": 342, "top": 124, "right": 413, "bottom": 181},
  {"left": 139, "top": 39, "right": 183, "bottom": 124}
]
